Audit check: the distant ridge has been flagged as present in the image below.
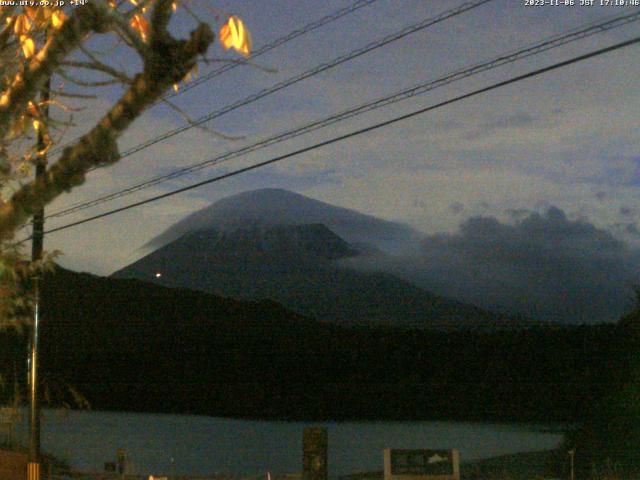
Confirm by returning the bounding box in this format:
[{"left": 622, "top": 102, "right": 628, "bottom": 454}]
[
  {"left": 0, "top": 266, "right": 621, "bottom": 423},
  {"left": 115, "top": 221, "right": 524, "bottom": 330}
]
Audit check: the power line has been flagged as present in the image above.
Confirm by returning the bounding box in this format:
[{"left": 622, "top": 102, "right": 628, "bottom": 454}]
[
  {"left": 11, "top": 0, "right": 493, "bottom": 240},
  {"left": 44, "top": 9, "right": 640, "bottom": 221},
  {"left": 27, "top": 35, "right": 640, "bottom": 241},
  {"left": 47, "top": 0, "right": 381, "bottom": 157},
  {"left": 45, "top": 0, "right": 492, "bottom": 218},
  {"left": 98, "top": 0, "right": 494, "bottom": 161},
  {"left": 164, "top": 0, "right": 380, "bottom": 100}
]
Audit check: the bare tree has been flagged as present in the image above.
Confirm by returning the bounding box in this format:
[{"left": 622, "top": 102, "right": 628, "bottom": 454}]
[{"left": 0, "top": 1, "right": 251, "bottom": 326}]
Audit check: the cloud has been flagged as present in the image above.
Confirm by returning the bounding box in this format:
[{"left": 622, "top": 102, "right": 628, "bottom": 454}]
[
  {"left": 465, "top": 112, "right": 537, "bottom": 140},
  {"left": 619, "top": 206, "right": 634, "bottom": 217},
  {"left": 31, "top": 0, "right": 640, "bottom": 283},
  {"left": 365, "top": 207, "right": 640, "bottom": 324},
  {"left": 449, "top": 202, "right": 464, "bottom": 214}
]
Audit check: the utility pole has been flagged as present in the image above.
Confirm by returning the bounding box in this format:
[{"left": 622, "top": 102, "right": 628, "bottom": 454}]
[
  {"left": 568, "top": 449, "right": 575, "bottom": 480},
  {"left": 28, "top": 61, "right": 50, "bottom": 480}
]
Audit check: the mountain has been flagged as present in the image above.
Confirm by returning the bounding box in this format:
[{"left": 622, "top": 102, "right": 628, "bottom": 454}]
[
  {"left": 144, "top": 188, "right": 423, "bottom": 254},
  {"left": 114, "top": 222, "right": 519, "bottom": 330},
  {"left": 0, "top": 267, "right": 627, "bottom": 422}
]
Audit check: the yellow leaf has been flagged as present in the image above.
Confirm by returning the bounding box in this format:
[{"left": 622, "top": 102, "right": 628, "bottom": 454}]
[
  {"left": 8, "top": 114, "right": 29, "bottom": 139},
  {"left": 20, "top": 35, "right": 35, "bottom": 58},
  {"left": 27, "top": 100, "right": 38, "bottom": 117},
  {"left": 51, "top": 9, "right": 66, "bottom": 29},
  {"left": 27, "top": 6, "right": 51, "bottom": 27},
  {"left": 171, "top": 1, "right": 177, "bottom": 12},
  {"left": 24, "top": 7, "right": 38, "bottom": 21},
  {"left": 219, "top": 15, "right": 251, "bottom": 57},
  {"left": 130, "top": 13, "right": 149, "bottom": 42},
  {"left": 32, "top": 119, "right": 41, "bottom": 131},
  {"left": 0, "top": 92, "right": 8, "bottom": 107},
  {"left": 184, "top": 64, "right": 198, "bottom": 83},
  {"left": 13, "top": 14, "right": 31, "bottom": 35},
  {"left": 172, "top": 83, "right": 179, "bottom": 93},
  {"left": 18, "top": 162, "right": 32, "bottom": 176}
]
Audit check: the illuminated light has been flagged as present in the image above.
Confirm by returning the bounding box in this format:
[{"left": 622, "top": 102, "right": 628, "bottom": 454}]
[
  {"left": 219, "top": 15, "right": 252, "bottom": 57},
  {"left": 130, "top": 13, "right": 149, "bottom": 42},
  {"left": 14, "top": 14, "right": 31, "bottom": 35},
  {"left": 171, "top": 1, "right": 177, "bottom": 12},
  {"left": 32, "top": 119, "right": 41, "bottom": 131},
  {"left": 27, "top": 100, "right": 38, "bottom": 116},
  {"left": 51, "top": 9, "right": 66, "bottom": 29},
  {"left": 172, "top": 83, "right": 179, "bottom": 93},
  {"left": 155, "top": 272, "right": 162, "bottom": 278},
  {"left": 0, "top": 93, "right": 9, "bottom": 107},
  {"left": 20, "top": 35, "right": 35, "bottom": 58}
]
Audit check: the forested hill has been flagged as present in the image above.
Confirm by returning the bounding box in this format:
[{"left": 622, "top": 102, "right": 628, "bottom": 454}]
[{"left": 0, "top": 267, "right": 634, "bottom": 423}]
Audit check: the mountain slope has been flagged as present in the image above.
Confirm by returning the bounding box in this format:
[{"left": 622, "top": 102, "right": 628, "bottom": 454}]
[
  {"left": 114, "top": 224, "right": 519, "bottom": 330},
  {"left": 145, "top": 188, "right": 422, "bottom": 254},
  {"left": 0, "top": 267, "right": 625, "bottom": 422}
]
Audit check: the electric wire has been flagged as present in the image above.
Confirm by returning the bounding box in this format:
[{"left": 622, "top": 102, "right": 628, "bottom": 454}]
[
  {"left": 10, "top": 0, "right": 494, "bottom": 238},
  {"left": 46, "top": 0, "right": 381, "bottom": 157},
  {"left": 114, "top": 0, "right": 493, "bottom": 159},
  {"left": 44, "top": 9, "right": 640, "bottom": 221},
  {"left": 19, "top": 34, "right": 638, "bottom": 243}
]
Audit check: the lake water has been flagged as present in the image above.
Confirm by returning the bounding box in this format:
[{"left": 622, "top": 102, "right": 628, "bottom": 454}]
[{"left": 10, "top": 409, "right": 563, "bottom": 477}]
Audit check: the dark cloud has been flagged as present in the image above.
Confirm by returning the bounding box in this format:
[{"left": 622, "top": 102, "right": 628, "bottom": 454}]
[
  {"left": 449, "top": 202, "right": 464, "bottom": 214},
  {"left": 380, "top": 207, "right": 640, "bottom": 324},
  {"left": 481, "top": 112, "right": 536, "bottom": 130},
  {"left": 612, "top": 222, "right": 640, "bottom": 238},
  {"left": 464, "top": 112, "right": 537, "bottom": 140},
  {"left": 620, "top": 206, "right": 633, "bottom": 217},
  {"left": 627, "top": 223, "right": 640, "bottom": 236},
  {"left": 506, "top": 208, "right": 532, "bottom": 221}
]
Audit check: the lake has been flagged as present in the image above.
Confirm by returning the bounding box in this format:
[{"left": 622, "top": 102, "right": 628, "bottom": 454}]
[{"left": 10, "top": 409, "right": 563, "bottom": 477}]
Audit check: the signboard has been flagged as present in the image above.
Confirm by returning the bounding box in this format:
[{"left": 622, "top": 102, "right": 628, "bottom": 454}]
[
  {"left": 384, "top": 449, "right": 459, "bottom": 480},
  {"left": 303, "top": 427, "right": 328, "bottom": 480}
]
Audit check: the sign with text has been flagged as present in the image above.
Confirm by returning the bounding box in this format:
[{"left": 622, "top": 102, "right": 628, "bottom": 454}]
[
  {"left": 384, "top": 449, "right": 459, "bottom": 480},
  {"left": 303, "top": 427, "right": 328, "bottom": 480}
]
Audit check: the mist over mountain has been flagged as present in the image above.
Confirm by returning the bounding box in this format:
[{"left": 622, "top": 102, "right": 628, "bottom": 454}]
[
  {"left": 145, "top": 188, "right": 423, "bottom": 254},
  {"left": 3, "top": 266, "right": 627, "bottom": 422},
  {"left": 122, "top": 188, "right": 636, "bottom": 325},
  {"left": 345, "top": 207, "right": 640, "bottom": 324},
  {"left": 115, "top": 222, "right": 517, "bottom": 330}
]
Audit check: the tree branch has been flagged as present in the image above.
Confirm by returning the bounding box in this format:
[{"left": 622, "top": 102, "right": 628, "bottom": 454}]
[
  {"left": 0, "top": 0, "right": 114, "bottom": 140},
  {"left": 0, "top": 11, "right": 214, "bottom": 240}
]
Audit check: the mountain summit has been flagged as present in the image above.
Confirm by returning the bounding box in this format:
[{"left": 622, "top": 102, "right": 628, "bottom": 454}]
[
  {"left": 146, "top": 188, "right": 422, "bottom": 254},
  {"left": 115, "top": 190, "right": 522, "bottom": 330}
]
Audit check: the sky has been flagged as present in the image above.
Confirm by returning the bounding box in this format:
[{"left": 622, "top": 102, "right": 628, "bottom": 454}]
[{"left": 21, "top": 0, "right": 640, "bottom": 318}]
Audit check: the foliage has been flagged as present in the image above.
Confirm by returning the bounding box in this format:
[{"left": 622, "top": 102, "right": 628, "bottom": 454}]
[
  {"left": 0, "top": 250, "right": 57, "bottom": 331},
  {"left": 562, "top": 289, "right": 640, "bottom": 478},
  {"left": 0, "top": 266, "right": 629, "bottom": 423},
  {"left": 0, "top": 0, "right": 251, "bottom": 329}
]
